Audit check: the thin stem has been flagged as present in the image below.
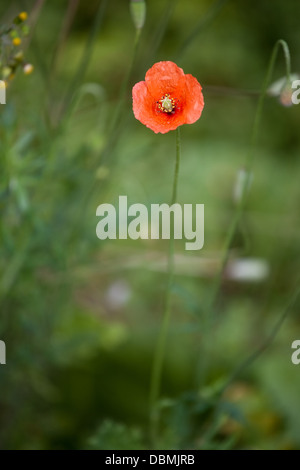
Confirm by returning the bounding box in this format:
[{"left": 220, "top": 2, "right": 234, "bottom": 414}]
[
  {"left": 50, "top": 0, "right": 80, "bottom": 74},
  {"left": 207, "top": 39, "right": 292, "bottom": 317},
  {"left": 196, "top": 39, "right": 292, "bottom": 390},
  {"left": 175, "top": 0, "right": 230, "bottom": 61},
  {"left": 146, "top": 0, "right": 179, "bottom": 65},
  {"left": 220, "top": 282, "right": 300, "bottom": 395},
  {"left": 104, "top": 28, "right": 142, "bottom": 149},
  {"left": 149, "top": 127, "right": 181, "bottom": 446},
  {"left": 171, "top": 128, "right": 181, "bottom": 203},
  {"left": 66, "top": 27, "right": 143, "bottom": 243},
  {"left": 59, "top": 0, "right": 108, "bottom": 123}
]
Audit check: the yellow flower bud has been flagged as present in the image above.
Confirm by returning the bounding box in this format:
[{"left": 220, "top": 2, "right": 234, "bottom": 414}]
[
  {"left": 23, "top": 63, "right": 34, "bottom": 75},
  {"left": 19, "top": 12, "right": 28, "bottom": 21},
  {"left": 130, "top": 0, "right": 146, "bottom": 30},
  {"left": 13, "top": 37, "right": 21, "bottom": 46}
]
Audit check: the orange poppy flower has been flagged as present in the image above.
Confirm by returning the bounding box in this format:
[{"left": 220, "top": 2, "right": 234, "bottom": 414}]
[{"left": 132, "top": 61, "right": 204, "bottom": 134}]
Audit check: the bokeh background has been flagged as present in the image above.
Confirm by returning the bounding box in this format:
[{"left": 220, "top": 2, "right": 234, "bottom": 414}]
[{"left": 0, "top": 0, "right": 300, "bottom": 450}]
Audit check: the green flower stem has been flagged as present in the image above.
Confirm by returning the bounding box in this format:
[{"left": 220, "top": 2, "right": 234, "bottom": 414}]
[
  {"left": 221, "top": 282, "right": 300, "bottom": 394},
  {"left": 60, "top": 0, "right": 108, "bottom": 123},
  {"left": 207, "top": 39, "right": 292, "bottom": 318},
  {"left": 198, "top": 39, "right": 292, "bottom": 387},
  {"left": 107, "top": 28, "right": 142, "bottom": 138},
  {"left": 175, "top": 0, "right": 230, "bottom": 61},
  {"left": 149, "top": 127, "right": 181, "bottom": 445}
]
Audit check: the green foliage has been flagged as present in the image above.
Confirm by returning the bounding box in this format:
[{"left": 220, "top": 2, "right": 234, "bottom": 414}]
[
  {"left": 87, "top": 420, "right": 145, "bottom": 450},
  {"left": 0, "top": 0, "right": 299, "bottom": 450}
]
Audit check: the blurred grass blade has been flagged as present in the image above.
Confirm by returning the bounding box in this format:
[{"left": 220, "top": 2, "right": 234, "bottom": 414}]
[
  {"left": 175, "top": 0, "right": 230, "bottom": 60},
  {"left": 222, "top": 283, "right": 300, "bottom": 393},
  {"left": 61, "top": 0, "right": 108, "bottom": 121}
]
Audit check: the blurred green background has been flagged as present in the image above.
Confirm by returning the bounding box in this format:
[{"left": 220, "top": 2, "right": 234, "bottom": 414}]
[{"left": 0, "top": 0, "right": 300, "bottom": 450}]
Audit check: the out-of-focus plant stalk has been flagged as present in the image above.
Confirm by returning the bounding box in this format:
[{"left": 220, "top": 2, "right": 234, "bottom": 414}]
[
  {"left": 208, "top": 40, "right": 291, "bottom": 314},
  {"left": 102, "top": 0, "right": 146, "bottom": 152},
  {"left": 106, "top": 27, "right": 142, "bottom": 140},
  {"left": 198, "top": 39, "right": 292, "bottom": 388},
  {"left": 175, "top": 0, "right": 230, "bottom": 61},
  {"left": 59, "top": 0, "right": 108, "bottom": 124},
  {"left": 64, "top": 1, "right": 145, "bottom": 241},
  {"left": 221, "top": 282, "right": 300, "bottom": 394},
  {"left": 50, "top": 0, "right": 80, "bottom": 73}
]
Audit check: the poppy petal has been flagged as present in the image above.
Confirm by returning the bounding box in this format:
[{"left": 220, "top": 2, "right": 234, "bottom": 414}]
[
  {"left": 145, "top": 61, "right": 186, "bottom": 98},
  {"left": 184, "top": 74, "right": 204, "bottom": 124}
]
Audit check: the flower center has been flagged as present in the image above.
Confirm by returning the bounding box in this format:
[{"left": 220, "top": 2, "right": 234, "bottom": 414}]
[{"left": 157, "top": 94, "right": 176, "bottom": 113}]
